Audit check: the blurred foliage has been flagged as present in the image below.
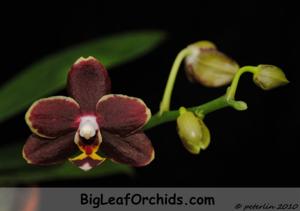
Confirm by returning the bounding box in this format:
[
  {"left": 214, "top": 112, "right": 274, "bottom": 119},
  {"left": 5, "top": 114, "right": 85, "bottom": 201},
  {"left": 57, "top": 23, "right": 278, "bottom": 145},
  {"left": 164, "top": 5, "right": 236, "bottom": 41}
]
[{"left": 0, "top": 30, "right": 166, "bottom": 123}]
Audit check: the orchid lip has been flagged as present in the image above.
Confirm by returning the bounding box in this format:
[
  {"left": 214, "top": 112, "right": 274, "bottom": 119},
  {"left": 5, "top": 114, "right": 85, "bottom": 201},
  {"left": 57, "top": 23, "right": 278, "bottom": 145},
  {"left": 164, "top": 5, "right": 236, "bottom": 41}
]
[{"left": 80, "top": 162, "right": 94, "bottom": 171}]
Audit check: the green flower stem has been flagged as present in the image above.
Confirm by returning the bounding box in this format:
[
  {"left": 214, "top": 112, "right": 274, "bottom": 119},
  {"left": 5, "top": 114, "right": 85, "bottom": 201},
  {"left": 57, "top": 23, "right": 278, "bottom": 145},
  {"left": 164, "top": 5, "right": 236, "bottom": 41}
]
[
  {"left": 144, "top": 65, "right": 258, "bottom": 131},
  {"left": 159, "top": 48, "right": 192, "bottom": 115},
  {"left": 226, "top": 65, "right": 258, "bottom": 100},
  {"left": 145, "top": 96, "right": 236, "bottom": 130}
]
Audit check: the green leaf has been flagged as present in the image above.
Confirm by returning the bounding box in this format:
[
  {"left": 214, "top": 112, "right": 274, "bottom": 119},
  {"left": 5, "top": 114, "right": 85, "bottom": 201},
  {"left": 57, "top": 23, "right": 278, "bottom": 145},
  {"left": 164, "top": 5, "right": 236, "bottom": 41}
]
[
  {"left": 0, "top": 30, "right": 166, "bottom": 123},
  {"left": 0, "top": 144, "right": 134, "bottom": 185},
  {"left": 0, "top": 144, "right": 25, "bottom": 170},
  {"left": 0, "top": 162, "right": 134, "bottom": 186}
]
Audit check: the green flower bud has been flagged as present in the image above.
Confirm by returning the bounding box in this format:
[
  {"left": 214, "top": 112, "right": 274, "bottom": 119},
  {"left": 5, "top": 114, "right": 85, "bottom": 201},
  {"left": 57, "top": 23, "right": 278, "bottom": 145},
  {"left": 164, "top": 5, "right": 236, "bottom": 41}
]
[
  {"left": 253, "top": 65, "right": 289, "bottom": 90},
  {"left": 176, "top": 107, "right": 211, "bottom": 154},
  {"left": 185, "top": 40, "right": 239, "bottom": 87}
]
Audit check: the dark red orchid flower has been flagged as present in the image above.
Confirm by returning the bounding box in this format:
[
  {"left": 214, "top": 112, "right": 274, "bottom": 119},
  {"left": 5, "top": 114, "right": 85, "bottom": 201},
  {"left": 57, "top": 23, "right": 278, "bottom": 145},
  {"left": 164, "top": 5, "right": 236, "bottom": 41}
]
[{"left": 23, "top": 57, "right": 154, "bottom": 171}]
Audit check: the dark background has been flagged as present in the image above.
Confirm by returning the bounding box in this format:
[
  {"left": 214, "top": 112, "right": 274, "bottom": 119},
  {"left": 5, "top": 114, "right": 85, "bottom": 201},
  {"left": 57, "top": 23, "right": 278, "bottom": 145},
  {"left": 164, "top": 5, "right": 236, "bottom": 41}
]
[{"left": 0, "top": 2, "right": 299, "bottom": 187}]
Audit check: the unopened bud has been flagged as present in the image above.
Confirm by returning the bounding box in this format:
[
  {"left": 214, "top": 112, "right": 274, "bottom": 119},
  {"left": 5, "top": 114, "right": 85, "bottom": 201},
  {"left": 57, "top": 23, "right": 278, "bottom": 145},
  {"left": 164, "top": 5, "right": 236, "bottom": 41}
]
[
  {"left": 253, "top": 65, "right": 289, "bottom": 90},
  {"left": 177, "top": 107, "right": 210, "bottom": 154},
  {"left": 185, "top": 41, "right": 239, "bottom": 87}
]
